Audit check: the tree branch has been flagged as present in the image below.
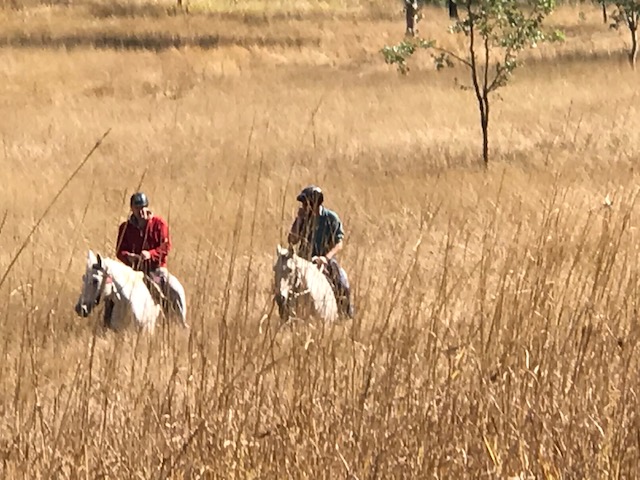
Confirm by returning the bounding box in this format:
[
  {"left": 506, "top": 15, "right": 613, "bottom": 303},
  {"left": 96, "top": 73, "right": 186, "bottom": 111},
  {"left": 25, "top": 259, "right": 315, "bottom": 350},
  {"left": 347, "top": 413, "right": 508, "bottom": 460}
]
[{"left": 431, "top": 46, "right": 473, "bottom": 68}]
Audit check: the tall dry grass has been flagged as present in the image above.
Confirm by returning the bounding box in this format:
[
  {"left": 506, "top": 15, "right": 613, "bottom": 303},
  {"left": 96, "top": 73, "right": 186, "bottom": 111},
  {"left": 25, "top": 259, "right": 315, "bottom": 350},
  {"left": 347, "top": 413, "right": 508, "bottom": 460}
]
[{"left": 0, "top": 0, "right": 640, "bottom": 477}]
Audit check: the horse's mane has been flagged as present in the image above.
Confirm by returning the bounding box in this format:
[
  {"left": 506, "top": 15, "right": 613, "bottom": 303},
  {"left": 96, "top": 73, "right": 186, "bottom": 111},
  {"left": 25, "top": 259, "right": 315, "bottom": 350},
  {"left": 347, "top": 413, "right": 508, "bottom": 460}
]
[
  {"left": 101, "top": 256, "right": 143, "bottom": 280},
  {"left": 97, "top": 256, "right": 160, "bottom": 325}
]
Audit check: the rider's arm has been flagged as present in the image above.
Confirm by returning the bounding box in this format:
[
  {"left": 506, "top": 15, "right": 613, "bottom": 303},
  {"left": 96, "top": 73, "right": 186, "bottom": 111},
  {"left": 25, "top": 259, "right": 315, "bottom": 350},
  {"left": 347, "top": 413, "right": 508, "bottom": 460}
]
[
  {"left": 147, "top": 219, "right": 171, "bottom": 262},
  {"left": 325, "top": 240, "right": 343, "bottom": 261},
  {"left": 116, "top": 223, "right": 133, "bottom": 265},
  {"left": 325, "top": 213, "right": 345, "bottom": 260},
  {"left": 287, "top": 208, "right": 306, "bottom": 245},
  {"left": 288, "top": 230, "right": 301, "bottom": 245}
]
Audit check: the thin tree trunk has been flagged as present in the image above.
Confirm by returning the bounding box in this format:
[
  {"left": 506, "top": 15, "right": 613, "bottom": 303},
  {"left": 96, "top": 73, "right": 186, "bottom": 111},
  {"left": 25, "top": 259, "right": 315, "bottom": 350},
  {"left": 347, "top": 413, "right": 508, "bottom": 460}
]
[
  {"left": 481, "top": 96, "right": 489, "bottom": 167},
  {"left": 601, "top": 1, "right": 607, "bottom": 23},
  {"left": 405, "top": 0, "right": 418, "bottom": 37},
  {"left": 466, "top": 0, "right": 488, "bottom": 168},
  {"left": 448, "top": 0, "right": 459, "bottom": 19},
  {"left": 482, "top": 36, "right": 490, "bottom": 168},
  {"left": 630, "top": 25, "right": 638, "bottom": 68}
]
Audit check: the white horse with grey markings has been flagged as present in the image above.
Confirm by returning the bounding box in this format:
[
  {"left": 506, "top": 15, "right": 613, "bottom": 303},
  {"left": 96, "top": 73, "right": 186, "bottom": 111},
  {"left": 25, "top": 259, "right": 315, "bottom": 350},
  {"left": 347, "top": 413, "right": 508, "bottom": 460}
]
[
  {"left": 273, "top": 244, "right": 338, "bottom": 323},
  {"left": 74, "top": 250, "right": 188, "bottom": 333}
]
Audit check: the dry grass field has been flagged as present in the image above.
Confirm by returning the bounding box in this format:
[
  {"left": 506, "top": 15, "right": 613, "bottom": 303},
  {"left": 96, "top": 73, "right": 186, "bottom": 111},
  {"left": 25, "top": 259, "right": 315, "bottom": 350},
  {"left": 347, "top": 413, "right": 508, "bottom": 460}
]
[{"left": 1, "top": 0, "right": 640, "bottom": 477}]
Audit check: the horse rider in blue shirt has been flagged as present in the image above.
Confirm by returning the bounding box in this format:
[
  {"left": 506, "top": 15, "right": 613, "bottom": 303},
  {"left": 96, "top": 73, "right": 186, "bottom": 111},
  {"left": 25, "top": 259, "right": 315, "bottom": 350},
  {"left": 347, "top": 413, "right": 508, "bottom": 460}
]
[{"left": 287, "top": 185, "right": 354, "bottom": 318}]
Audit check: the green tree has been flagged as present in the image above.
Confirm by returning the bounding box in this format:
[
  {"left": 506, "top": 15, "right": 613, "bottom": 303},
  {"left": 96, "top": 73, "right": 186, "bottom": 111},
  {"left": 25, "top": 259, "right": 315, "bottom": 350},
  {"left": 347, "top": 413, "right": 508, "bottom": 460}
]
[
  {"left": 381, "top": 0, "right": 563, "bottom": 167},
  {"left": 610, "top": 0, "right": 640, "bottom": 68}
]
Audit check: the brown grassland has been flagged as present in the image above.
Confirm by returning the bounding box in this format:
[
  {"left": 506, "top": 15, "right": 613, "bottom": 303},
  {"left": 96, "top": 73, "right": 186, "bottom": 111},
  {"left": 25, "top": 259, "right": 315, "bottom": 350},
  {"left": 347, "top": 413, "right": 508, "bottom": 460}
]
[{"left": 1, "top": 0, "right": 640, "bottom": 477}]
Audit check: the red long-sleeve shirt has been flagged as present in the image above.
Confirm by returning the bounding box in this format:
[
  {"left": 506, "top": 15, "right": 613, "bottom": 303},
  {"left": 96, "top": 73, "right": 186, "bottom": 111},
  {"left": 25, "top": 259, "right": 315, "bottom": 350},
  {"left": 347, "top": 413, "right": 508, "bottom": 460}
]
[{"left": 116, "top": 214, "right": 171, "bottom": 272}]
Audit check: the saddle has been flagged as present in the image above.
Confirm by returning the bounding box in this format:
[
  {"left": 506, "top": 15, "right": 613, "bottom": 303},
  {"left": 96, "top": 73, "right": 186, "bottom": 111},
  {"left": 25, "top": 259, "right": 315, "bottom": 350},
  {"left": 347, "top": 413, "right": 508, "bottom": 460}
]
[{"left": 315, "top": 262, "right": 343, "bottom": 298}]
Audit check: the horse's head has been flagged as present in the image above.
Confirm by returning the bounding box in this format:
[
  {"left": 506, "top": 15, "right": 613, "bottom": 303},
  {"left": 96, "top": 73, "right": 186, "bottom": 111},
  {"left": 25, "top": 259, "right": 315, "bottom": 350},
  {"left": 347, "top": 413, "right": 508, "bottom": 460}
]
[
  {"left": 75, "top": 250, "right": 109, "bottom": 318},
  {"left": 273, "top": 244, "right": 298, "bottom": 318}
]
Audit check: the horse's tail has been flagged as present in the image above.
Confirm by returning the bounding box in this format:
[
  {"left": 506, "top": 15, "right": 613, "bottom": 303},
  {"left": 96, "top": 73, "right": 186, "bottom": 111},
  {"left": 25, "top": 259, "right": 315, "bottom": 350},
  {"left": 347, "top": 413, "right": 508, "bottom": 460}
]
[{"left": 169, "top": 275, "right": 188, "bottom": 328}]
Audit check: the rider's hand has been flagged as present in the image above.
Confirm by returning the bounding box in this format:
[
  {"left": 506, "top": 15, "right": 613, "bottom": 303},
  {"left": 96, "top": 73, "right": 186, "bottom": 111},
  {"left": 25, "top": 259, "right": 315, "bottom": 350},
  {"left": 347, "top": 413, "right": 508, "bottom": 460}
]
[
  {"left": 141, "top": 250, "right": 151, "bottom": 261},
  {"left": 297, "top": 206, "right": 308, "bottom": 219},
  {"left": 312, "top": 256, "right": 328, "bottom": 269}
]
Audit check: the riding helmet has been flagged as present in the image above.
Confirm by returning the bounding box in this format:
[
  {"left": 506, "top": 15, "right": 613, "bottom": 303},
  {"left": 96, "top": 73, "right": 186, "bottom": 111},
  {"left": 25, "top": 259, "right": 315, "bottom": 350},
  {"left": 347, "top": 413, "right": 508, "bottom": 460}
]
[
  {"left": 296, "top": 185, "right": 324, "bottom": 206},
  {"left": 130, "top": 192, "right": 149, "bottom": 208}
]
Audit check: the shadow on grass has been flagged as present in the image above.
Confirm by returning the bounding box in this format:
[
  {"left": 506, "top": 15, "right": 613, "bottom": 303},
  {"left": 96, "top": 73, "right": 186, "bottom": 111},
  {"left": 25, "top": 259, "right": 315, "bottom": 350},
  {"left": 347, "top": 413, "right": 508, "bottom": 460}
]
[
  {"left": 87, "top": 0, "right": 174, "bottom": 18},
  {"left": 83, "top": 0, "right": 398, "bottom": 22},
  {"left": 522, "top": 48, "right": 628, "bottom": 68},
  {"left": 193, "top": 9, "right": 397, "bottom": 24},
  {"left": 0, "top": 31, "right": 321, "bottom": 51}
]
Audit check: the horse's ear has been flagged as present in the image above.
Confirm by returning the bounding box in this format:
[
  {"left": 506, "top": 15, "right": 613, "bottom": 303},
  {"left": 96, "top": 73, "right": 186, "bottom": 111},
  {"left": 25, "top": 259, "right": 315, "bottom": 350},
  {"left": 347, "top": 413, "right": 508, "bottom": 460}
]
[
  {"left": 96, "top": 253, "right": 103, "bottom": 268},
  {"left": 88, "top": 249, "right": 97, "bottom": 266}
]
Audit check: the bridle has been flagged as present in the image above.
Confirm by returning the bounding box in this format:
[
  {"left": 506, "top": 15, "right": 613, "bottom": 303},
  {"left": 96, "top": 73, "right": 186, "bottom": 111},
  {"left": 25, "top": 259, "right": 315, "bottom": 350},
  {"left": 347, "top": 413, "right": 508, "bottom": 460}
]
[
  {"left": 288, "top": 264, "right": 307, "bottom": 297},
  {"left": 278, "top": 257, "right": 312, "bottom": 319},
  {"left": 89, "top": 263, "right": 113, "bottom": 307}
]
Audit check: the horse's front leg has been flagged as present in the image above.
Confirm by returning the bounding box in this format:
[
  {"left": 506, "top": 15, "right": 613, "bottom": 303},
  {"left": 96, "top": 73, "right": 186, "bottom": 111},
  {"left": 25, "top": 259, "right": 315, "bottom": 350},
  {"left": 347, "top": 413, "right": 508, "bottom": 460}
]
[
  {"left": 136, "top": 307, "right": 159, "bottom": 334},
  {"left": 103, "top": 299, "right": 115, "bottom": 329}
]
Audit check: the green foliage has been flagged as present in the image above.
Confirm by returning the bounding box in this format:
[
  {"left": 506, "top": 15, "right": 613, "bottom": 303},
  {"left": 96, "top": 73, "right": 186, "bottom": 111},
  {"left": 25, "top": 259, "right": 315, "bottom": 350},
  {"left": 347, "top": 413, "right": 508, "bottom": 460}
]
[
  {"left": 609, "top": 0, "right": 640, "bottom": 66},
  {"left": 609, "top": 0, "right": 640, "bottom": 31},
  {"left": 383, "top": 0, "right": 563, "bottom": 86},
  {"left": 381, "top": 39, "right": 434, "bottom": 74},
  {"left": 382, "top": 0, "right": 563, "bottom": 165}
]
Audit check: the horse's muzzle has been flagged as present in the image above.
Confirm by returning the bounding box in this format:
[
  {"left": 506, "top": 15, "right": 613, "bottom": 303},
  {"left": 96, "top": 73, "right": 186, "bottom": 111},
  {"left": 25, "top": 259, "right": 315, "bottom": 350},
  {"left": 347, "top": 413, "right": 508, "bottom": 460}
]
[{"left": 75, "top": 302, "right": 90, "bottom": 317}]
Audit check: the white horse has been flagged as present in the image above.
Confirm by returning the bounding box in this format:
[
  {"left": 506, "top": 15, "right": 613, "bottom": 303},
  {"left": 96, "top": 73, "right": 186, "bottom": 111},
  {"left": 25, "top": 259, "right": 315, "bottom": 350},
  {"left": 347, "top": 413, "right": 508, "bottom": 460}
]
[
  {"left": 273, "top": 244, "right": 338, "bottom": 323},
  {"left": 74, "top": 250, "right": 188, "bottom": 333}
]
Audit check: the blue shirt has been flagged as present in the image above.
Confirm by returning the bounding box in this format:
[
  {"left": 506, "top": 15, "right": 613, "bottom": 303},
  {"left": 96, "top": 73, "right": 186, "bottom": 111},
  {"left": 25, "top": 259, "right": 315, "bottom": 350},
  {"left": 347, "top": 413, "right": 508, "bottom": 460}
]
[{"left": 292, "top": 206, "right": 345, "bottom": 259}]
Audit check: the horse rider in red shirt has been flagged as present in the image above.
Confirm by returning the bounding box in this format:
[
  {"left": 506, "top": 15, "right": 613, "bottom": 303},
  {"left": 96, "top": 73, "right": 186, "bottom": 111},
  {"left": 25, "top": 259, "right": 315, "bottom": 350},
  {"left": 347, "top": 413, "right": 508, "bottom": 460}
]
[
  {"left": 116, "top": 192, "right": 171, "bottom": 277},
  {"left": 103, "top": 192, "right": 175, "bottom": 327}
]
